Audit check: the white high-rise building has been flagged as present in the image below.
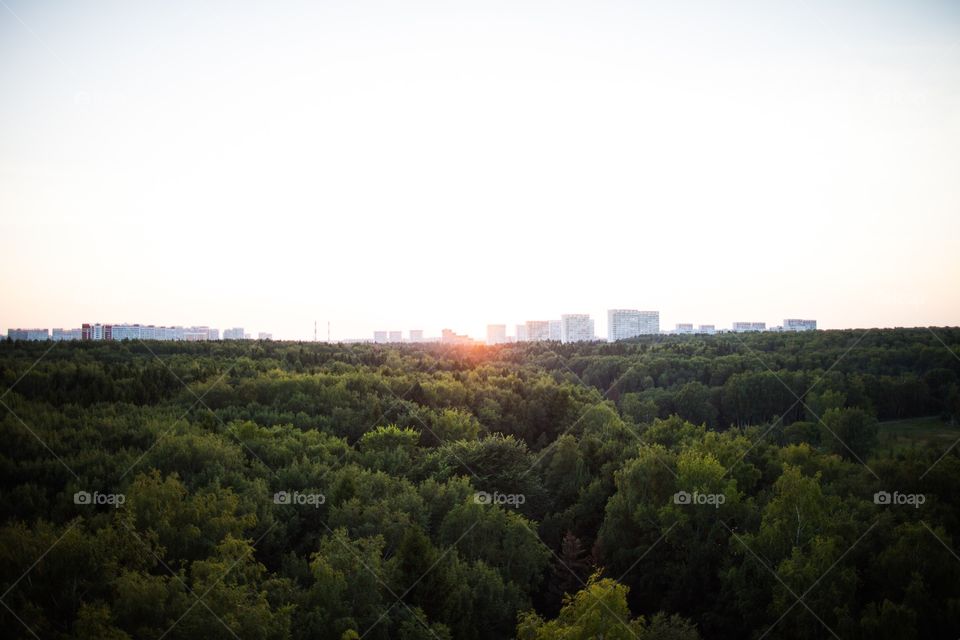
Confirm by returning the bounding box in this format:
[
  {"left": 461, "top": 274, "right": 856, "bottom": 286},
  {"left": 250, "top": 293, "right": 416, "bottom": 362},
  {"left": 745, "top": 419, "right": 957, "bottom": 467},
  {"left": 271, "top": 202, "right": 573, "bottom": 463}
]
[
  {"left": 110, "top": 324, "right": 141, "bottom": 340},
  {"left": 373, "top": 330, "right": 388, "bottom": 344},
  {"left": 409, "top": 329, "right": 424, "bottom": 342},
  {"left": 732, "top": 322, "right": 766, "bottom": 332},
  {"left": 525, "top": 320, "right": 550, "bottom": 341},
  {"left": 698, "top": 324, "right": 716, "bottom": 335},
  {"left": 675, "top": 323, "right": 694, "bottom": 335},
  {"left": 549, "top": 320, "right": 561, "bottom": 341},
  {"left": 783, "top": 319, "right": 817, "bottom": 331},
  {"left": 560, "top": 314, "right": 595, "bottom": 343},
  {"left": 486, "top": 324, "right": 507, "bottom": 345},
  {"left": 388, "top": 331, "right": 402, "bottom": 342},
  {"left": 223, "top": 327, "right": 245, "bottom": 340},
  {"left": 607, "top": 309, "right": 659, "bottom": 341},
  {"left": 183, "top": 327, "right": 211, "bottom": 341},
  {"left": 7, "top": 328, "right": 49, "bottom": 341},
  {"left": 515, "top": 324, "right": 528, "bottom": 342},
  {"left": 52, "top": 328, "right": 82, "bottom": 341}
]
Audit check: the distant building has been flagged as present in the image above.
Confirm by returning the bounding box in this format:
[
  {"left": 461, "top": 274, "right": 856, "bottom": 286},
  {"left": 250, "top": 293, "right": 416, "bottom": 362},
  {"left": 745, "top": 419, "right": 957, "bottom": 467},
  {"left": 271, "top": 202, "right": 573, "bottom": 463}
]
[
  {"left": 223, "top": 327, "right": 245, "bottom": 340},
  {"left": 732, "top": 322, "right": 766, "bottom": 333},
  {"left": 561, "top": 314, "right": 595, "bottom": 343},
  {"left": 486, "top": 324, "right": 507, "bottom": 345},
  {"left": 549, "top": 320, "right": 561, "bottom": 341},
  {"left": 409, "top": 329, "right": 424, "bottom": 342},
  {"left": 388, "top": 331, "right": 402, "bottom": 343},
  {"left": 110, "top": 324, "right": 141, "bottom": 340},
  {"left": 783, "top": 319, "right": 817, "bottom": 332},
  {"left": 698, "top": 324, "right": 716, "bottom": 335},
  {"left": 82, "top": 323, "right": 110, "bottom": 340},
  {"left": 105, "top": 324, "right": 217, "bottom": 341},
  {"left": 441, "top": 328, "right": 473, "bottom": 345},
  {"left": 675, "top": 323, "right": 694, "bottom": 335},
  {"left": 52, "top": 328, "right": 82, "bottom": 341},
  {"left": 373, "top": 331, "right": 388, "bottom": 344},
  {"left": 183, "top": 327, "right": 212, "bottom": 341},
  {"left": 525, "top": 320, "right": 551, "bottom": 341},
  {"left": 607, "top": 309, "right": 659, "bottom": 341},
  {"left": 515, "top": 324, "right": 528, "bottom": 342},
  {"left": 258, "top": 332, "right": 273, "bottom": 340},
  {"left": 7, "top": 328, "right": 49, "bottom": 341}
]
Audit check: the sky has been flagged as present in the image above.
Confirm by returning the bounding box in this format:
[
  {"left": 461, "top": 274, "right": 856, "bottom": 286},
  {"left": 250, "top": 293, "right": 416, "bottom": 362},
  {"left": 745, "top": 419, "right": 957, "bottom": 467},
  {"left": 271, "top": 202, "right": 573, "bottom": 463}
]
[{"left": 1, "top": 0, "right": 959, "bottom": 340}]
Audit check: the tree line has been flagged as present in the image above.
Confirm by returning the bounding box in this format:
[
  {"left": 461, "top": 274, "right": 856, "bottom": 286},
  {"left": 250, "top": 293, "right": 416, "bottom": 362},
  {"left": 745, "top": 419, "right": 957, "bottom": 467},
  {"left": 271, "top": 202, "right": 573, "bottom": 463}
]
[{"left": 1, "top": 327, "right": 959, "bottom": 638}]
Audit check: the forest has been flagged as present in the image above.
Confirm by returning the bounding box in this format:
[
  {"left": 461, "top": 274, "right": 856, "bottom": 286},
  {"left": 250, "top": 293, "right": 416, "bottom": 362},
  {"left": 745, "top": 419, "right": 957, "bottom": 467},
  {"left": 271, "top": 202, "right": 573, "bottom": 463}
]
[{"left": 1, "top": 327, "right": 959, "bottom": 639}]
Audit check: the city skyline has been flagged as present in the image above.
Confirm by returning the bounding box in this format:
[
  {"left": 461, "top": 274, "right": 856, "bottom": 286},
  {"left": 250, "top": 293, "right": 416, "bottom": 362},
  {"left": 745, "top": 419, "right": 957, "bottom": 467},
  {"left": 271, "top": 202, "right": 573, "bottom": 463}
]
[{"left": 1, "top": 312, "right": 832, "bottom": 343}]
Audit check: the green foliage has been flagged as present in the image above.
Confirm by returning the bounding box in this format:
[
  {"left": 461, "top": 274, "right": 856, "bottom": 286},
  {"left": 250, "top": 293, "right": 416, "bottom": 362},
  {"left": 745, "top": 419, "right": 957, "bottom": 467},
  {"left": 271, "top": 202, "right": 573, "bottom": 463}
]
[
  {"left": 0, "top": 329, "right": 958, "bottom": 639},
  {"left": 517, "top": 573, "right": 700, "bottom": 640}
]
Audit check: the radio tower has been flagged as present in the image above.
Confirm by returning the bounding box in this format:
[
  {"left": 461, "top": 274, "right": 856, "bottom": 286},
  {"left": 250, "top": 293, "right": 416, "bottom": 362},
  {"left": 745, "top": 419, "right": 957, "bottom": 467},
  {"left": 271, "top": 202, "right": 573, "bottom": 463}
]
[
  {"left": 314, "top": 321, "right": 317, "bottom": 342},
  {"left": 327, "top": 321, "right": 331, "bottom": 343}
]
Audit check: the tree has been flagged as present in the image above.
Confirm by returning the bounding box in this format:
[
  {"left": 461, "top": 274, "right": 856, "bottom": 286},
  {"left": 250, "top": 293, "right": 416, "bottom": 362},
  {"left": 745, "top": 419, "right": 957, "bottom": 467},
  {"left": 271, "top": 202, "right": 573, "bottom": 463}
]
[
  {"left": 517, "top": 573, "right": 700, "bottom": 640},
  {"left": 673, "top": 382, "right": 717, "bottom": 428},
  {"left": 819, "top": 407, "right": 878, "bottom": 461}
]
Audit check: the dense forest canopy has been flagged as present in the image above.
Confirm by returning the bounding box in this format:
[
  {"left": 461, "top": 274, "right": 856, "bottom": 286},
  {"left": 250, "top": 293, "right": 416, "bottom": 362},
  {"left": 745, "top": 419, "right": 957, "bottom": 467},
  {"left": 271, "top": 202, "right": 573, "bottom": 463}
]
[{"left": 1, "top": 327, "right": 960, "bottom": 639}]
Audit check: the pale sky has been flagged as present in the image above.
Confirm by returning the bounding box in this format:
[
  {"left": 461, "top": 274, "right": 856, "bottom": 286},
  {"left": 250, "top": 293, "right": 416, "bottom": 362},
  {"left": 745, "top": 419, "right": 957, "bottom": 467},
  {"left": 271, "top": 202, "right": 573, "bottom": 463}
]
[{"left": 1, "top": 0, "right": 959, "bottom": 340}]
